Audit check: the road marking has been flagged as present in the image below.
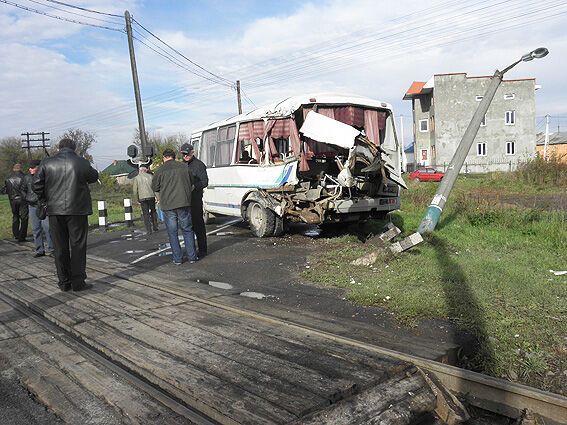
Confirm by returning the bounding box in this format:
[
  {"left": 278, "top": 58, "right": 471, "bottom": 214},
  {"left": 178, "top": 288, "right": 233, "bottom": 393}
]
[{"left": 130, "top": 218, "right": 243, "bottom": 264}]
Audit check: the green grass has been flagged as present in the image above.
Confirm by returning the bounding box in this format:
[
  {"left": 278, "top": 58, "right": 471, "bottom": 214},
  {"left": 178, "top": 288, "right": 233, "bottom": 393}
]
[
  {"left": 303, "top": 175, "right": 567, "bottom": 394},
  {"left": 0, "top": 186, "right": 140, "bottom": 240}
]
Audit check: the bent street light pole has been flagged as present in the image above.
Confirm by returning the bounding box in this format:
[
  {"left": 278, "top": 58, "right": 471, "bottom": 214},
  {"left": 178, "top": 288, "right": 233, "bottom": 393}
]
[
  {"left": 125, "top": 10, "right": 149, "bottom": 163},
  {"left": 417, "top": 47, "right": 549, "bottom": 234}
]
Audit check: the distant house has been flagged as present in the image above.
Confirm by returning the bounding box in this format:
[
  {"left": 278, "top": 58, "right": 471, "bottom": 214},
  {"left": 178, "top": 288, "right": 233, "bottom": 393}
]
[
  {"left": 404, "top": 144, "right": 415, "bottom": 171},
  {"left": 536, "top": 132, "right": 567, "bottom": 163},
  {"left": 101, "top": 160, "right": 136, "bottom": 185},
  {"left": 403, "top": 73, "right": 538, "bottom": 173}
]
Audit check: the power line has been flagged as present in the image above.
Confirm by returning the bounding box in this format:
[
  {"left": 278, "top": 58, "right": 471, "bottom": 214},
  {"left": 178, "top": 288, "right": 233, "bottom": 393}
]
[
  {"left": 44, "top": 0, "right": 121, "bottom": 17},
  {"left": 1, "top": 0, "right": 123, "bottom": 31},
  {"left": 24, "top": 0, "right": 123, "bottom": 25},
  {"left": 132, "top": 17, "right": 234, "bottom": 86}
]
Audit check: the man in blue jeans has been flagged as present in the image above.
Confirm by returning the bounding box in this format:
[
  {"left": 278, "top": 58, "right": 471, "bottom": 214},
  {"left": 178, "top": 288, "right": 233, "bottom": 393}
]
[
  {"left": 21, "top": 160, "right": 54, "bottom": 257},
  {"left": 151, "top": 149, "right": 197, "bottom": 264}
]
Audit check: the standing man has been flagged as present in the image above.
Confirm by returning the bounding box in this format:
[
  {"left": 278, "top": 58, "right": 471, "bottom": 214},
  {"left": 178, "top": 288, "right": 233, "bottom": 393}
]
[
  {"left": 151, "top": 148, "right": 197, "bottom": 265},
  {"left": 3, "top": 163, "right": 28, "bottom": 242},
  {"left": 34, "top": 139, "right": 98, "bottom": 292},
  {"left": 132, "top": 166, "right": 158, "bottom": 234},
  {"left": 21, "top": 160, "right": 54, "bottom": 257},
  {"left": 180, "top": 143, "right": 209, "bottom": 257}
]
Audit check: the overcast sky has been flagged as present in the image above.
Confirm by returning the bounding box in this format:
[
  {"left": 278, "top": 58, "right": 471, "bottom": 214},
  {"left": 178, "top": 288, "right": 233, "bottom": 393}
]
[{"left": 1, "top": 0, "right": 566, "bottom": 169}]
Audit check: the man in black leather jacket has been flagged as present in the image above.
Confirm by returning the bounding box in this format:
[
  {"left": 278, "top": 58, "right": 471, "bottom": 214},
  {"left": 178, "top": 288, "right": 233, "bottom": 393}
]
[
  {"left": 180, "top": 143, "right": 209, "bottom": 257},
  {"left": 3, "top": 163, "right": 28, "bottom": 242},
  {"left": 21, "top": 159, "right": 54, "bottom": 257},
  {"left": 34, "top": 139, "right": 99, "bottom": 292}
]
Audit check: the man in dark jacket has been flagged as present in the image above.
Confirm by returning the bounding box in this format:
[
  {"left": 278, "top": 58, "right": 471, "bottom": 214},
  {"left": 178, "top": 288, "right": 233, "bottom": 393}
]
[
  {"left": 21, "top": 159, "right": 54, "bottom": 257},
  {"left": 34, "top": 139, "right": 99, "bottom": 291},
  {"left": 151, "top": 149, "right": 197, "bottom": 264},
  {"left": 3, "top": 163, "right": 28, "bottom": 242},
  {"left": 180, "top": 143, "right": 209, "bottom": 257}
]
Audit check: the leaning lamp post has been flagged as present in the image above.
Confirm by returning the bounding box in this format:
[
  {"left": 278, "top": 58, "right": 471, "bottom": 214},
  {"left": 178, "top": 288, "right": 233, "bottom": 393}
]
[{"left": 417, "top": 47, "right": 549, "bottom": 234}]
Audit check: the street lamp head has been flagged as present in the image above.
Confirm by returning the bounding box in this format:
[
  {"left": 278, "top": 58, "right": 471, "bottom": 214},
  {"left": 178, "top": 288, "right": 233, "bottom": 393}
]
[{"left": 521, "top": 47, "right": 549, "bottom": 62}]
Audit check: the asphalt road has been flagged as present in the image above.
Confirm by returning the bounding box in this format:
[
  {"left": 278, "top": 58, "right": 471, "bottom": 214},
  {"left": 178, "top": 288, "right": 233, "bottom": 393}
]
[{"left": 86, "top": 217, "right": 465, "bottom": 354}]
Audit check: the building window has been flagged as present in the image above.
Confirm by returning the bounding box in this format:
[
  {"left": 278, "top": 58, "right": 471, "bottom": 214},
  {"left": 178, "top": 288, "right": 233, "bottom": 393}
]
[
  {"left": 505, "top": 110, "right": 516, "bottom": 125},
  {"left": 506, "top": 141, "right": 516, "bottom": 155},
  {"left": 504, "top": 93, "right": 515, "bottom": 100},
  {"left": 477, "top": 142, "right": 487, "bottom": 156},
  {"left": 475, "top": 95, "right": 484, "bottom": 101},
  {"left": 419, "top": 119, "right": 428, "bottom": 132},
  {"left": 480, "top": 114, "right": 487, "bottom": 127}
]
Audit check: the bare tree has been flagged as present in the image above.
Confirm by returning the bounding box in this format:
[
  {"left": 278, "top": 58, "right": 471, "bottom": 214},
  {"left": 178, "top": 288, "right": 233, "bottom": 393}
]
[{"left": 53, "top": 128, "right": 97, "bottom": 162}]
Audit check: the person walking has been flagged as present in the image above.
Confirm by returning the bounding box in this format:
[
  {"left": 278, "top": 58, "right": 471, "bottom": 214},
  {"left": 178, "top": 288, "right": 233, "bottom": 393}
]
[
  {"left": 151, "top": 148, "right": 197, "bottom": 265},
  {"left": 34, "top": 139, "right": 99, "bottom": 292},
  {"left": 21, "top": 159, "right": 54, "bottom": 257},
  {"left": 3, "top": 163, "right": 28, "bottom": 242},
  {"left": 180, "top": 143, "right": 209, "bottom": 257},
  {"left": 132, "top": 166, "right": 158, "bottom": 234}
]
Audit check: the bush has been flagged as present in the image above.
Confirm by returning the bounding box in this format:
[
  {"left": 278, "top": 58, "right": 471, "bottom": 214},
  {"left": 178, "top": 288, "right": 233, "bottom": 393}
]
[{"left": 514, "top": 155, "right": 567, "bottom": 186}]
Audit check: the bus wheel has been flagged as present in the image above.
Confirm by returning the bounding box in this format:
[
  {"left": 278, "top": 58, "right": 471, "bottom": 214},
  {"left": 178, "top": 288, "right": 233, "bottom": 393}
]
[
  {"left": 247, "top": 202, "right": 275, "bottom": 238},
  {"left": 273, "top": 215, "right": 285, "bottom": 236}
]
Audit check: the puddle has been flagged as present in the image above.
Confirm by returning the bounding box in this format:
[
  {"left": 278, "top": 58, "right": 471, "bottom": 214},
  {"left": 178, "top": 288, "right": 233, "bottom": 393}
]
[
  {"left": 195, "top": 279, "right": 234, "bottom": 290},
  {"left": 240, "top": 291, "right": 267, "bottom": 299}
]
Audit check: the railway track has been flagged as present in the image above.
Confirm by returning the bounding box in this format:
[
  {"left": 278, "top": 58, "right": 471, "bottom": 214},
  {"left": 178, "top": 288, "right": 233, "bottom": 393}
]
[
  {"left": 84, "top": 258, "right": 567, "bottom": 425},
  {"left": 1, "top": 240, "right": 566, "bottom": 424},
  {"left": 0, "top": 290, "right": 219, "bottom": 425}
]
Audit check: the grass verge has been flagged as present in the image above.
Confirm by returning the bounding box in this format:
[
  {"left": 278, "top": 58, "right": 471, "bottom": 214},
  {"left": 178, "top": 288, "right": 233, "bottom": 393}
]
[{"left": 303, "top": 176, "right": 567, "bottom": 394}]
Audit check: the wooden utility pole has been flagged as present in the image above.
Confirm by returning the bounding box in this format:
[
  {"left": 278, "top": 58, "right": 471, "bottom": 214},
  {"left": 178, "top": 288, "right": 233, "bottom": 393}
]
[
  {"left": 124, "top": 10, "right": 148, "bottom": 160},
  {"left": 236, "top": 80, "right": 242, "bottom": 114},
  {"left": 21, "top": 132, "right": 50, "bottom": 159}
]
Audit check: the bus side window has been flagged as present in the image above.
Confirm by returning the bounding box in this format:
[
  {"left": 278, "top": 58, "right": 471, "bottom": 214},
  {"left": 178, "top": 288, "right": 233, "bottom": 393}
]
[
  {"left": 215, "top": 125, "right": 236, "bottom": 167},
  {"left": 201, "top": 129, "right": 217, "bottom": 167}
]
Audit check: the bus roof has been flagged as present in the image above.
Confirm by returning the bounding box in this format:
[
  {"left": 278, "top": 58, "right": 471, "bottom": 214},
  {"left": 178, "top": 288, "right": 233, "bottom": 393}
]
[{"left": 193, "top": 93, "right": 393, "bottom": 133}]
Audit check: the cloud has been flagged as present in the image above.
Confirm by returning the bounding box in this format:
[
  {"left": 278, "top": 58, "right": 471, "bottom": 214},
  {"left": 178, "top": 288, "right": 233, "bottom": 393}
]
[{"left": 0, "top": 0, "right": 565, "bottom": 168}]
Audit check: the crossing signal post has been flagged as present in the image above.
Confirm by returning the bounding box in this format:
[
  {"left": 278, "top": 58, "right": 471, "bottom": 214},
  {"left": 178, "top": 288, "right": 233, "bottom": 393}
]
[{"left": 21, "top": 132, "right": 51, "bottom": 160}]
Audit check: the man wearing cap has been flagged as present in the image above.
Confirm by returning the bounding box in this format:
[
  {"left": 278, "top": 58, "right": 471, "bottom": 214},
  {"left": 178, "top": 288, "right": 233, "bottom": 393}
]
[
  {"left": 180, "top": 143, "right": 209, "bottom": 257},
  {"left": 151, "top": 148, "right": 197, "bottom": 265},
  {"left": 21, "top": 160, "right": 54, "bottom": 257},
  {"left": 34, "top": 139, "right": 99, "bottom": 292},
  {"left": 3, "top": 163, "right": 28, "bottom": 242}
]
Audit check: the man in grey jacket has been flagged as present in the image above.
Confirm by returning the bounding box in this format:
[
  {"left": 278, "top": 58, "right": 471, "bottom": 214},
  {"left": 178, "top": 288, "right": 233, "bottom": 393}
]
[
  {"left": 151, "top": 149, "right": 197, "bottom": 264},
  {"left": 132, "top": 167, "right": 158, "bottom": 234}
]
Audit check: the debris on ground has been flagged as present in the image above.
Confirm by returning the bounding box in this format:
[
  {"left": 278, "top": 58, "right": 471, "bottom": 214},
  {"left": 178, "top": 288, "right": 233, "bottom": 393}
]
[
  {"left": 390, "top": 232, "right": 424, "bottom": 254},
  {"left": 549, "top": 270, "right": 567, "bottom": 276}
]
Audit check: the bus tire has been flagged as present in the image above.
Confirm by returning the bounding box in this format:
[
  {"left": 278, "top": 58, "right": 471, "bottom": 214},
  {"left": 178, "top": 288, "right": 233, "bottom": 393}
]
[
  {"left": 273, "top": 215, "right": 285, "bottom": 236},
  {"left": 247, "top": 202, "right": 275, "bottom": 238}
]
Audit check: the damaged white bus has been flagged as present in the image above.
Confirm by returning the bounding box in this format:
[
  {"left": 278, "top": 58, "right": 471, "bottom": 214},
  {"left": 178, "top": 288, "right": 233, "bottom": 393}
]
[{"left": 191, "top": 93, "right": 407, "bottom": 237}]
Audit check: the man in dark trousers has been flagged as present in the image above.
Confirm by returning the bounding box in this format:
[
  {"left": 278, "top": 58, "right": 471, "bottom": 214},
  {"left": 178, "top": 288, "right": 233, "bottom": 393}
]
[
  {"left": 151, "top": 148, "right": 197, "bottom": 265},
  {"left": 21, "top": 159, "right": 54, "bottom": 257},
  {"left": 180, "top": 143, "right": 209, "bottom": 257},
  {"left": 3, "top": 163, "right": 28, "bottom": 242},
  {"left": 34, "top": 139, "right": 99, "bottom": 292}
]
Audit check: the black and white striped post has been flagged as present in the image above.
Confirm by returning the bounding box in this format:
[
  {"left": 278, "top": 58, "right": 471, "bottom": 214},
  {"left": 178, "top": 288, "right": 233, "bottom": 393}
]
[
  {"left": 97, "top": 200, "right": 108, "bottom": 229},
  {"left": 124, "top": 198, "right": 134, "bottom": 227}
]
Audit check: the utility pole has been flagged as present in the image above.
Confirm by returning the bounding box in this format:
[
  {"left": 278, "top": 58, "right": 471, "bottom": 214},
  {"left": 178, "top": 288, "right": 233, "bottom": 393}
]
[
  {"left": 124, "top": 10, "right": 149, "bottom": 162},
  {"left": 417, "top": 47, "right": 549, "bottom": 234},
  {"left": 21, "top": 132, "right": 50, "bottom": 160},
  {"left": 236, "top": 80, "right": 242, "bottom": 114},
  {"left": 543, "top": 114, "right": 550, "bottom": 161}
]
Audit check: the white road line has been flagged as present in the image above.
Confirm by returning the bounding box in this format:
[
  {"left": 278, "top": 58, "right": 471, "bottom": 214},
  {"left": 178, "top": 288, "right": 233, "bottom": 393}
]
[{"left": 130, "top": 218, "right": 243, "bottom": 265}]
